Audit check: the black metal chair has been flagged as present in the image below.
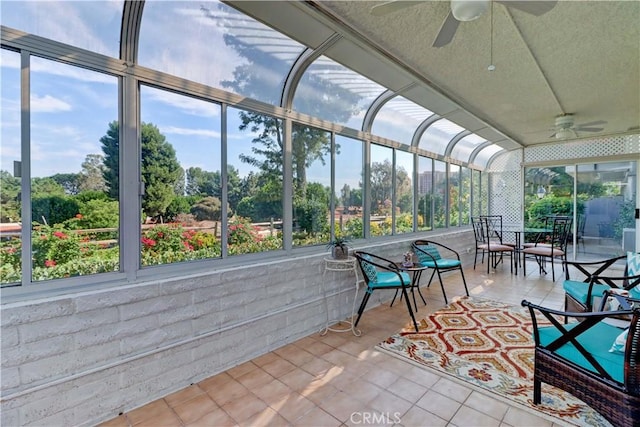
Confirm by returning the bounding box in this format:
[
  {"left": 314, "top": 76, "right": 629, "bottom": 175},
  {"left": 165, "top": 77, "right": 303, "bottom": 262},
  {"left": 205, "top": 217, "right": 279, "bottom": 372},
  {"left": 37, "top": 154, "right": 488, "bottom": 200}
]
[
  {"left": 353, "top": 251, "right": 419, "bottom": 332},
  {"left": 479, "top": 217, "right": 517, "bottom": 274},
  {"left": 411, "top": 240, "right": 469, "bottom": 304},
  {"left": 522, "top": 216, "right": 572, "bottom": 281}
]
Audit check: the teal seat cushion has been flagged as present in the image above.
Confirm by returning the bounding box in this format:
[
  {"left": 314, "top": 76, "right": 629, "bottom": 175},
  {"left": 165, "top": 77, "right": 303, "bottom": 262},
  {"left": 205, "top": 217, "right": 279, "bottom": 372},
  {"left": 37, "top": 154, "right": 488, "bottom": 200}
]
[
  {"left": 420, "top": 259, "right": 461, "bottom": 269},
  {"left": 563, "top": 280, "right": 610, "bottom": 305},
  {"left": 371, "top": 271, "right": 411, "bottom": 288},
  {"left": 538, "top": 321, "right": 624, "bottom": 383}
]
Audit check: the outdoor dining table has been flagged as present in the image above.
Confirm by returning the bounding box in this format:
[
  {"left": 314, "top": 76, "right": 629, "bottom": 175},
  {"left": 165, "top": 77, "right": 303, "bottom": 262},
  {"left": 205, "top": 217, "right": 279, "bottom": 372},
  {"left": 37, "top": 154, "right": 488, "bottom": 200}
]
[{"left": 502, "top": 226, "right": 553, "bottom": 271}]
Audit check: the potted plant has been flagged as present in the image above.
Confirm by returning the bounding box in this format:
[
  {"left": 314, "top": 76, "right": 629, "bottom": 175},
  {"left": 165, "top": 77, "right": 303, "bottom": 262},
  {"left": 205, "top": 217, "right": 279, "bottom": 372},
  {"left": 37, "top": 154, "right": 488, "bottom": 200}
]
[{"left": 326, "top": 236, "right": 351, "bottom": 259}]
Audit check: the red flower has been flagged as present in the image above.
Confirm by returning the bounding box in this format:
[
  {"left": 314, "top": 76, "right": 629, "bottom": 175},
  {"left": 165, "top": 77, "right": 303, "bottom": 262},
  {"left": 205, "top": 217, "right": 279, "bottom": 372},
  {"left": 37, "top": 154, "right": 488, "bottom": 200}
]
[
  {"left": 7, "top": 247, "right": 16, "bottom": 254},
  {"left": 183, "top": 241, "right": 194, "bottom": 251},
  {"left": 53, "top": 231, "right": 68, "bottom": 239},
  {"left": 75, "top": 214, "right": 83, "bottom": 219},
  {"left": 45, "top": 259, "right": 56, "bottom": 267},
  {"left": 157, "top": 232, "right": 164, "bottom": 238},
  {"left": 141, "top": 237, "right": 156, "bottom": 247}
]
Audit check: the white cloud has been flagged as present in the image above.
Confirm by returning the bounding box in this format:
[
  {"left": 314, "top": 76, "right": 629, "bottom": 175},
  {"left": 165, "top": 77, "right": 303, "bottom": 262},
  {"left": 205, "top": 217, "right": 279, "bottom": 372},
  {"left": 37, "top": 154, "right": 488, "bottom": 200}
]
[
  {"left": 145, "top": 89, "right": 221, "bottom": 117},
  {"left": 31, "top": 94, "right": 72, "bottom": 113},
  {"left": 161, "top": 126, "right": 220, "bottom": 138}
]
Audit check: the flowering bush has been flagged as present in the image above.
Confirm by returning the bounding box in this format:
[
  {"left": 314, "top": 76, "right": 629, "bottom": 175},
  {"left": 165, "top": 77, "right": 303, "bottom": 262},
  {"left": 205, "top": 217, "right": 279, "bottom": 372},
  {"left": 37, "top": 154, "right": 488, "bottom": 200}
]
[
  {"left": 228, "top": 217, "right": 262, "bottom": 245},
  {"left": 32, "top": 225, "right": 81, "bottom": 267}
]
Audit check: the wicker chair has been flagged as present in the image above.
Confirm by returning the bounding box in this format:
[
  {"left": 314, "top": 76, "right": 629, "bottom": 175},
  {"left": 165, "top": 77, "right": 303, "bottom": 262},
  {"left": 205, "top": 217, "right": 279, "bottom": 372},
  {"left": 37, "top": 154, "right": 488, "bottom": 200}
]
[{"left": 522, "top": 298, "right": 640, "bottom": 427}]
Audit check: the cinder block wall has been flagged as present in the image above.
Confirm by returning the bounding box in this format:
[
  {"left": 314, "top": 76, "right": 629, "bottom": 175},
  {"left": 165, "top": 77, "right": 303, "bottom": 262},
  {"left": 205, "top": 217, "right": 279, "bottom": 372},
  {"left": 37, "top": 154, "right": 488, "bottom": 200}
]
[{"left": 1, "top": 229, "right": 475, "bottom": 427}]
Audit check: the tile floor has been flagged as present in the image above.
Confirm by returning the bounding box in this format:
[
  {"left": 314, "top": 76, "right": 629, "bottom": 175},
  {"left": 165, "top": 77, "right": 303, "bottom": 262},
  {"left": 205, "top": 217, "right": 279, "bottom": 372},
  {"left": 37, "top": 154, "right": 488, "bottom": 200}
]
[{"left": 99, "top": 260, "right": 570, "bottom": 427}]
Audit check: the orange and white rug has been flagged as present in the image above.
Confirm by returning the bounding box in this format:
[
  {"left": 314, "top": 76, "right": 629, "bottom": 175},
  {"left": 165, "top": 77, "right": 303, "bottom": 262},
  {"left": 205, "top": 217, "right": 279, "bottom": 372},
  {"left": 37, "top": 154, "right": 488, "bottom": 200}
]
[{"left": 377, "top": 296, "right": 610, "bottom": 426}]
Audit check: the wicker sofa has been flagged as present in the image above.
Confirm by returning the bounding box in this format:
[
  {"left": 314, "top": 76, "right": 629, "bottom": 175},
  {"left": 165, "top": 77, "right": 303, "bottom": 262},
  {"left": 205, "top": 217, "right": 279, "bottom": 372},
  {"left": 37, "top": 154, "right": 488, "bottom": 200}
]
[{"left": 522, "top": 297, "right": 640, "bottom": 427}]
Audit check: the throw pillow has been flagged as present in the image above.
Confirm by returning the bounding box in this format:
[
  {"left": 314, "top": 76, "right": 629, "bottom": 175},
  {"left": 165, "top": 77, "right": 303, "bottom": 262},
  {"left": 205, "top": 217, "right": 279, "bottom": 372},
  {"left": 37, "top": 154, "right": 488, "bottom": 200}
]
[
  {"left": 416, "top": 245, "right": 441, "bottom": 263},
  {"left": 609, "top": 327, "right": 629, "bottom": 354},
  {"left": 360, "top": 255, "right": 378, "bottom": 283},
  {"left": 627, "top": 252, "right": 640, "bottom": 299}
]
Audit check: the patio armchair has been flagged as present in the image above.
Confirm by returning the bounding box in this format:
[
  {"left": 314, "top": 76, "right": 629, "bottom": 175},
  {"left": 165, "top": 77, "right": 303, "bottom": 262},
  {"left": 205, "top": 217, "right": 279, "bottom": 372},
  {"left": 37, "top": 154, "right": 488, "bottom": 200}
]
[
  {"left": 412, "top": 240, "right": 469, "bottom": 304},
  {"left": 564, "top": 253, "right": 640, "bottom": 315},
  {"left": 521, "top": 298, "right": 640, "bottom": 427},
  {"left": 353, "top": 251, "right": 419, "bottom": 332}
]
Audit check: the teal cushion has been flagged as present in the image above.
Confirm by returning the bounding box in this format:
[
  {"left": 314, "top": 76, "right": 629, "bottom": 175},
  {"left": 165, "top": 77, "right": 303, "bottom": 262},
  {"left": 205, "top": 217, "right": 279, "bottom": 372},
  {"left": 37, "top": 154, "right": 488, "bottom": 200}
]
[
  {"left": 563, "top": 280, "right": 610, "bottom": 306},
  {"left": 360, "top": 255, "right": 378, "bottom": 283},
  {"left": 610, "top": 328, "right": 629, "bottom": 354},
  {"left": 415, "top": 245, "right": 441, "bottom": 263},
  {"left": 628, "top": 252, "right": 640, "bottom": 276},
  {"left": 420, "top": 259, "right": 461, "bottom": 269},
  {"left": 538, "top": 321, "right": 624, "bottom": 383},
  {"left": 370, "top": 271, "right": 411, "bottom": 288}
]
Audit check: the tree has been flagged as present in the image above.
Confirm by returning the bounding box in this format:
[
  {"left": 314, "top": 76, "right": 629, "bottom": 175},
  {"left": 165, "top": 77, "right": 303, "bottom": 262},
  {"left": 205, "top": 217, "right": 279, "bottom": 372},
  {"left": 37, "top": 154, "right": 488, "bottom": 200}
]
[
  {"left": 50, "top": 173, "right": 81, "bottom": 195},
  {"left": 79, "top": 154, "right": 107, "bottom": 192},
  {"left": 370, "top": 159, "right": 393, "bottom": 214},
  {"left": 0, "top": 170, "right": 20, "bottom": 222},
  {"left": 101, "top": 121, "right": 181, "bottom": 218}
]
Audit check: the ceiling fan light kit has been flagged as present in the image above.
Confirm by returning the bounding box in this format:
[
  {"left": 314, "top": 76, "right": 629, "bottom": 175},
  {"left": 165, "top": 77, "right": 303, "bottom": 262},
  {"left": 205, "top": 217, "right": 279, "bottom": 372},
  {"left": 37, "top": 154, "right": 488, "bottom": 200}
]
[
  {"left": 451, "top": 0, "right": 489, "bottom": 21},
  {"left": 555, "top": 128, "right": 574, "bottom": 140}
]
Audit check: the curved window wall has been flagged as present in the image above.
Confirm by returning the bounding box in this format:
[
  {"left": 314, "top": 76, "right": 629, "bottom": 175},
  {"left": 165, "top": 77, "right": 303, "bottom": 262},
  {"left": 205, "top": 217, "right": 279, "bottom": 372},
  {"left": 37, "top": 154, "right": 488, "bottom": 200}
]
[
  {"left": 371, "top": 96, "right": 433, "bottom": 144},
  {"left": 293, "top": 56, "right": 385, "bottom": 129},
  {"left": 0, "top": 2, "right": 492, "bottom": 293},
  {"left": 419, "top": 119, "right": 465, "bottom": 155}
]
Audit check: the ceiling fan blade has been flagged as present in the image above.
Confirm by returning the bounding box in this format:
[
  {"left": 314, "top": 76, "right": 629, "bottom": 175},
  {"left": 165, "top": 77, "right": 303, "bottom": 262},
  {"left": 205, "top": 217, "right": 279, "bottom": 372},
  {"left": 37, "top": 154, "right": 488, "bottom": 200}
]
[
  {"left": 575, "top": 120, "right": 607, "bottom": 127},
  {"left": 433, "top": 11, "right": 460, "bottom": 48},
  {"left": 370, "top": 1, "right": 422, "bottom": 17},
  {"left": 575, "top": 126, "right": 605, "bottom": 133},
  {"left": 497, "top": 1, "right": 557, "bottom": 16}
]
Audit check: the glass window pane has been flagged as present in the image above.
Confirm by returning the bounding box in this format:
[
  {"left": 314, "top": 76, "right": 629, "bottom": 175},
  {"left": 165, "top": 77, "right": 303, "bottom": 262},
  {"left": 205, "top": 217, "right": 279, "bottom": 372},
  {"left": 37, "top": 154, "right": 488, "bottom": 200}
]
[
  {"left": 292, "top": 123, "right": 331, "bottom": 247},
  {"left": 434, "top": 160, "right": 447, "bottom": 229},
  {"left": 474, "top": 145, "right": 503, "bottom": 167},
  {"left": 139, "top": 1, "right": 305, "bottom": 106},
  {"left": 419, "top": 119, "right": 465, "bottom": 155},
  {"left": 335, "top": 135, "right": 363, "bottom": 239},
  {"left": 417, "top": 156, "right": 432, "bottom": 231},
  {"left": 30, "top": 57, "right": 119, "bottom": 281},
  {"left": 227, "top": 107, "right": 283, "bottom": 254},
  {"left": 370, "top": 144, "right": 393, "bottom": 236},
  {"left": 460, "top": 167, "right": 471, "bottom": 226},
  {"left": 472, "top": 169, "right": 482, "bottom": 218},
  {"left": 452, "top": 134, "right": 487, "bottom": 162},
  {"left": 293, "top": 56, "right": 385, "bottom": 130},
  {"left": 140, "top": 86, "right": 222, "bottom": 266},
  {"left": 395, "top": 150, "right": 413, "bottom": 234},
  {"left": 1, "top": 1, "right": 123, "bottom": 57},
  {"left": 371, "top": 96, "right": 434, "bottom": 144},
  {"left": 1, "top": 49, "right": 22, "bottom": 286},
  {"left": 449, "top": 164, "right": 461, "bottom": 226}
]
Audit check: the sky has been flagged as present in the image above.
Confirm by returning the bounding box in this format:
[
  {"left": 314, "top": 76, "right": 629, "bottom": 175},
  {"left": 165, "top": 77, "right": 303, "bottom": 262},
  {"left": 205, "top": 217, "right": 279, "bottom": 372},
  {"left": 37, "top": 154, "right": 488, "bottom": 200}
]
[{"left": 0, "top": 0, "right": 466, "bottom": 194}]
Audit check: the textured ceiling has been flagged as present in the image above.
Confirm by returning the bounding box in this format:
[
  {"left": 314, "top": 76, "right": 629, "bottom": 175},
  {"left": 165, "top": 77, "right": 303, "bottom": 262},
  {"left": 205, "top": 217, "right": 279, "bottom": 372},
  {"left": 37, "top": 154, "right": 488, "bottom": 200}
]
[{"left": 234, "top": 0, "right": 640, "bottom": 148}]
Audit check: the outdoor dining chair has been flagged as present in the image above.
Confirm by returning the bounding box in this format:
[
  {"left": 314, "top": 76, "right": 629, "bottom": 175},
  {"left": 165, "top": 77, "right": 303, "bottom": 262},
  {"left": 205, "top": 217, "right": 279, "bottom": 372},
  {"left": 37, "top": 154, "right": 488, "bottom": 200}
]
[
  {"left": 353, "top": 251, "right": 419, "bottom": 332},
  {"left": 411, "top": 240, "right": 469, "bottom": 304},
  {"left": 522, "top": 216, "right": 572, "bottom": 281}
]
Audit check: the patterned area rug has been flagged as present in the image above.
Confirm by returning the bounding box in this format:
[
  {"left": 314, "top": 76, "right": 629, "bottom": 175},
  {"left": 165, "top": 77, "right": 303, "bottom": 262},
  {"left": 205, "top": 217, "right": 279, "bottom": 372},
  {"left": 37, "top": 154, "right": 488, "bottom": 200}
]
[{"left": 376, "top": 296, "right": 611, "bottom": 426}]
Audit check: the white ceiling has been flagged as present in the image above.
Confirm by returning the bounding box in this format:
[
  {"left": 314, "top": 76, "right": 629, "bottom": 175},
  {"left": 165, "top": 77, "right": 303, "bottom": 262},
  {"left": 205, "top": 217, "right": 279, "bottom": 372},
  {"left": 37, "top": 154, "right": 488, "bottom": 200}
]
[{"left": 231, "top": 0, "right": 640, "bottom": 150}]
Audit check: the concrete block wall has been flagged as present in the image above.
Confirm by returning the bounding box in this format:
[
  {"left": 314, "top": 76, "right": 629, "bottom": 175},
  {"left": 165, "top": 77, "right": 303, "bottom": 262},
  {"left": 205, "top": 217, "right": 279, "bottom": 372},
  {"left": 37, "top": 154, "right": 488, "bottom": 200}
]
[{"left": 0, "top": 229, "right": 475, "bottom": 427}]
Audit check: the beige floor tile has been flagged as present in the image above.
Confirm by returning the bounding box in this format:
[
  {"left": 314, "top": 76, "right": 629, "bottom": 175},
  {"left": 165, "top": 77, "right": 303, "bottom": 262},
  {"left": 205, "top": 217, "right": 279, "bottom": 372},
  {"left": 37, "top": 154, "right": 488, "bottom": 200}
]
[
  {"left": 340, "top": 378, "right": 383, "bottom": 405},
  {"left": 318, "top": 390, "right": 369, "bottom": 424},
  {"left": 415, "top": 390, "right": 463, "bottom": 421},
  {"left": 399, "top": 405, "right": 448, "bottom": 427},
  {"left": 173, "top": 393, "right": 218, "bottom": 425},
  {"left": 164, "top": 384, "right": 205, "bottom": 408},
  {"left": 300, "top": 357, "right": 334, "bottom": 377},
  {"left": 270, "top": 392, "right": 317, "bottom": 423},
  {"left": 235, "top": 367, "right": 275, "bottom": 389},
  {"left": 127, "top": 400, "right": 174, "bottom": 426},
  {"left": 502, "top": 406, "right": 553, "bottom": 427},
  {"left": 366, "top": 389, "right": 413, "bottom": 417},
  {"left": 243, "top": 406, "right": 290, "bottom": 427},
  {"left": 227, "top": 361, "right": 258, "bottom": 379},
  {"left": 299, "top": 381, "right": 340, "bottom": 405},
  {"left": 184, "top": 407, "right": 237, "bottom": 427},
  {"left": 197, "top": 372, "right": 234, "bottom": 392},
  {"left": 430, "top": 376, "right": 473, "bottom": 403},
  {"left": 206, "top": 378, "right": 249, "bottom": 406},
  {"left": 252, "top": 351, "right": 281, "bottom": 367},
  {"left": 134, "top": 412, "right": 182, "bottom": 427},
  {"left": 251, "top": 378, "right": 293, "bottom": 406},
  {"left": 222, "top": 392, "right": 269, "bottom": 423},
  {"left": 451, "top": 405, "right": 502, "bottom": 427},
  {"left": 386, "top": 376, "right": 428, "bottom": 403},
  {"left": 363, "top": 367, "right": 399, "bottom": 389},
  {"left": 464, "top": 391, "right": 509, "bottom": 421},
  {"left": 261, "top": 357, "right": 297, "bottom": 378},
  {"left": 292, "top": 406, "right": 342, "bottom": 427},
  {"left": 305, "top": 340, "right": 335, "bottom": 356},
  {"left": 275, "top": 344, "right": 316, "bottom": 367},
  {"left": 278, "top": 367, "right": 317, "bottom": 391}
]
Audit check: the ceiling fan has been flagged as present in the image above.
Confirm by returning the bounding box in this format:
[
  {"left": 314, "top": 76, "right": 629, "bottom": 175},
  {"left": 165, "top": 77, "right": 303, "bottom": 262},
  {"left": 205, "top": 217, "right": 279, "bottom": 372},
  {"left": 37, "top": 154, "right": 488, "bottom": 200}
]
[
  {"left": 550, "top": 114, "right": 607, "bottom": 140},
  {"left": 370, "top": 0, "right": 557, "bottom": 47}
]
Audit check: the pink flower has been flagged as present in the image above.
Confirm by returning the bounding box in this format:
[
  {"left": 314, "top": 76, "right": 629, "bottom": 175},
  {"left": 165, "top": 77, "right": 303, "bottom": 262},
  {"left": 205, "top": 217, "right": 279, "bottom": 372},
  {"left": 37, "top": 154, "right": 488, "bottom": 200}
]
[
  {"left": 45, "top": 259, "right": 56, "bottom": 267},
  {"left": 53, "top": 231, "right": 68, "bottom": 239},
  {"left": 141, "top": 237, "right": 156, "bottom": 247},
  {"left": 7, "top": 247, "right": 16, "bottom": 254}
]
